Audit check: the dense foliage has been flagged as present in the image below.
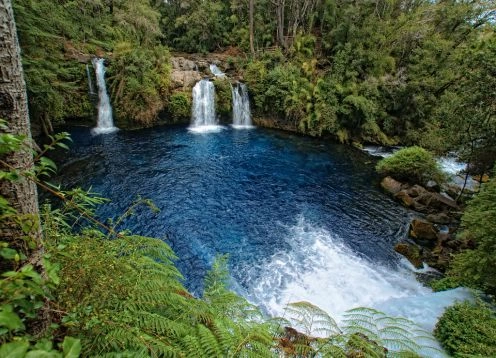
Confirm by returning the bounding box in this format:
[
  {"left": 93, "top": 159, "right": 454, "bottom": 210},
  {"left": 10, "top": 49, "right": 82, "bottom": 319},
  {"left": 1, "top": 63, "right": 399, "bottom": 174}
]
[
  {"left": 443, "top": 172, "right": 496, "bottom": 295},
  {"left": 376, "top": 146, "right": 445, "bottom": 185},
  {"left": 435, "top": 301, "right": 496, "bottom": 357},
  {"left": 12, "top": 0, "right": 496, "bottom": 160}
]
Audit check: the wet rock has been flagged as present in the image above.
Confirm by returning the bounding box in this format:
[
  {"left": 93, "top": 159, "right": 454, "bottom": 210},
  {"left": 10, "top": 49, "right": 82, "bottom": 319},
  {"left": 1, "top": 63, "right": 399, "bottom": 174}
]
[
  {"left": 380, "top": 176, "right": 403, "bottom": 195},
  {"left": 426, "top": 213, "right": 451, "bottom": 225},
  {"left": 394, "top": 190, "right": 414, "bottom": 207},
  {"left": 394, "top": 242, "right": 422, "bottom": 268},
  {"left": 426, "top": 180, "right": 440, "bottom": 192},
  {"left": 410, "top": 219, "right": 438, "bottom": 242}
]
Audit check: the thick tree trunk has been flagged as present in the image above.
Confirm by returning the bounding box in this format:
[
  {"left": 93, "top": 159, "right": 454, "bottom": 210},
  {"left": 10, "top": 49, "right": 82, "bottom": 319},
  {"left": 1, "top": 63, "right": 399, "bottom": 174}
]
[
  {"left": 0, "top": 0, "right": 42, "bottom": 249},
  {"left": 249, "top": 0, "right": 255, "bottom": 55}
]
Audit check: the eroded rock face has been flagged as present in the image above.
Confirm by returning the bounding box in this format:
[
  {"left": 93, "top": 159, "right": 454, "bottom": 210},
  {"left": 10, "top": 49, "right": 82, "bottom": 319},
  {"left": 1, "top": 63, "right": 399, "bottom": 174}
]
[{"left": 170, "top": 70, "right": 202, "bottom": 90}]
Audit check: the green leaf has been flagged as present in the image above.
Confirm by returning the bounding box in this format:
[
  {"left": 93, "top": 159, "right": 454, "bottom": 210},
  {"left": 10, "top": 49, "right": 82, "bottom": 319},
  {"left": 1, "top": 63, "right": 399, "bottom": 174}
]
[
  {"left": 25, "top": 350, "right": 61, "bottom": 358},
  {"left": 62, "top": 337, "right": 81, "bottom": 358},
  {"left": 0, "top": 248, "right": 18, "bottom": 260},
  {"left": 0, "top": 341, "right": 29, "bottom": 358},
  {"left": 0, "top": 305, "right": 24, "bottom": 331}
]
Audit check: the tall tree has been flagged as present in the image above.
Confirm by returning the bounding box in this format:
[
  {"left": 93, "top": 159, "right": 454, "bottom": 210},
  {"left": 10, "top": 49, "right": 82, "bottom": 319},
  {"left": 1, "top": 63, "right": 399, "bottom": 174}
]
[
  {"left": 0, "top": 0, "right": 41, "bottom": 252},
  {"left": 249, "top": 0, "right": 255, "bottom": 55}
]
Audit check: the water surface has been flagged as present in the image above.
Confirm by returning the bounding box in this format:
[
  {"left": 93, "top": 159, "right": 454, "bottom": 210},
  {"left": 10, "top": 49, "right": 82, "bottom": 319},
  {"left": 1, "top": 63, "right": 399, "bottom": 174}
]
[{"left": 56, "top": 125, "right": 430, "bottom": 319}]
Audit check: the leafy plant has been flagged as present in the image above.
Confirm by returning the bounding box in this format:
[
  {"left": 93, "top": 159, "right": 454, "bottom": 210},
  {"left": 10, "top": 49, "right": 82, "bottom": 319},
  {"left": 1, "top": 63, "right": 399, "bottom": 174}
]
[
  {"left": 168, "top": 92, "right": 192, "bottom": 121},
  {"left": 376, "top": 146, "right": 445, "bottom": 185},
  {"left": 435, "top": 301, "right": 496, "bottom": 357}
]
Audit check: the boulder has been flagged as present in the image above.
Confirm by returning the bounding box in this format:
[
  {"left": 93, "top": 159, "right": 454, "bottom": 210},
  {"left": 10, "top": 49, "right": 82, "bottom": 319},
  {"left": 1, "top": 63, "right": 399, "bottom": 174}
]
[
  {"left": 426, "top": 212, "right": 451, "bottom": 225},
  {"left": 170, "top": 70, "right": 202, "bottom": 90},
  {"left": 410, "top": 219, "right": 438, "bottom": 242},
  {"left": 407, "top": 184, "right": 427, "bottom": 198},
  {"left": 394, "top": 190, "right": 414, "bottom": 207},
  {"left": 473, "top": 173, "right": 490, "bottom": 183},
  {"left": 415, "top": 192, "right": 459, "bottom": 212},
  {"left": 380, "top": 176, "right": 403, "bottom": 195},
  {"left": 394, "top": 242, "right": 422, "bottom": 268}
]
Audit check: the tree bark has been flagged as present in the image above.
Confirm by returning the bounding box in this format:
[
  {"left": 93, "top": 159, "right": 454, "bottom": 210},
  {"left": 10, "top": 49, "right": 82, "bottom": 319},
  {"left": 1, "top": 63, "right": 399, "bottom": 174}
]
[
  {"left": 249, "top": 0, "right": 255, "bottom": 55},
  {"left": 0, "top": 0, "right": 42, "bottom": 250}
]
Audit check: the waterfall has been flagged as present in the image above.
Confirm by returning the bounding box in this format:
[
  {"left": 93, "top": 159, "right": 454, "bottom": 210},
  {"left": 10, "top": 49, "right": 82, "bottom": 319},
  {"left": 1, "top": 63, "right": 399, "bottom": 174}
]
[
  {"left": 232, "top": 83, "right": 253, "bottom": 128},
  {"left": 91, "top": 58, "right": 118, "bottom": 135},
  {"left": 209, "top": 64, "right": 225, "bottom": 77},
  {"left": 189, "top": 79, "right": 223, "bottom": 133},
  {"left": 86, "top": 64, "right": 95, "bottom": 95}
]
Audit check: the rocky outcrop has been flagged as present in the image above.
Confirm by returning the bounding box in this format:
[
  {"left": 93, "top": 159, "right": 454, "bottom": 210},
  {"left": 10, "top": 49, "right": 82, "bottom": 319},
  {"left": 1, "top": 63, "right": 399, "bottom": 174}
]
[
  {"left": 170, "top": 57, "right": 202, "bottom": 91},
  {"left": 379, "top": 176, "right": 468, "bottom": 271}
]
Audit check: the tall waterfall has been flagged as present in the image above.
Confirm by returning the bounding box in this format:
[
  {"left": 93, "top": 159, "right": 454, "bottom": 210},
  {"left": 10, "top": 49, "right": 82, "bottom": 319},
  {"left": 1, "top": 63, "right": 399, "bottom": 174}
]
[
  {"left": 232, "top": 83, "right": 253, "bottom": 128},
  {"left": 189, "top": 79, "right": 222, "bottom": 133},
  {"left": 91, "top": 58, "right": 118, "bottom": 135}
]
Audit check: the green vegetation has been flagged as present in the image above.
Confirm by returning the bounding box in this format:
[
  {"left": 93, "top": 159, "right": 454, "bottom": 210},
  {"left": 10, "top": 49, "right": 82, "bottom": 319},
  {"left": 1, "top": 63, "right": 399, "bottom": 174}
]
[
  {"left": 214, "top": 78, "right": 233, "bottom": 118},
  {"left": 168, "top": 92, "right": 192, "bottom": 121},
  {"left": 443, "top": 172, "right": 496, "bottom": 295},
  {"left": 435, "top": 301, "right": 496, "bottom": 357},
  {"left": 376, "top": 146, "right": 445, "bottom": 185}
]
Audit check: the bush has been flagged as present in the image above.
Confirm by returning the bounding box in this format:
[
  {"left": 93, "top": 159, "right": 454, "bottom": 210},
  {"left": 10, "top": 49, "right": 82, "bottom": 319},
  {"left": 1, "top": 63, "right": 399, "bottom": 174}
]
[
  {"left": 445, "top": 172, "right": 496, "bottom": 295},
  {"left": 434, "top": 301, "right": 496, "bottom": 357},
  {"left": 376, "top": 146, "right": 445, "bottom": 184},
  {"left": 168, "top": 92, "right": 191, "bottom": 121},
  {"left": 213, "top": 78, "right": 232, "bottom": 118}
]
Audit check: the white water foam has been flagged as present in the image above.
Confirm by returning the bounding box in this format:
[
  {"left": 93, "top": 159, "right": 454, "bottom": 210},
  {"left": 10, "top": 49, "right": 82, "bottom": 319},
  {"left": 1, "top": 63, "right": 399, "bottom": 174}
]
[
  {"left": 188, "top": 124, "right": 226, "bottom": 133},
  {"left": 246, "top": 217, "right": 473, "bottom": 340},
  {"left": 439, "top": 155, "right": 466, "bottom": 176},
  {"left": 248, "top": 218, "right": 430, "bottom": 322}
]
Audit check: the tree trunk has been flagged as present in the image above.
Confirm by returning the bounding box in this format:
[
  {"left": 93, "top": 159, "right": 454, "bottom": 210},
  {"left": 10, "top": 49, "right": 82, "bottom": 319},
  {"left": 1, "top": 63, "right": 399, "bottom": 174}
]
[
  {"left": 0, "top": 0, "right": 42, "bottom": 251},
  {"left": 249, "top": 0, "right": 255, "bottom": 55}
]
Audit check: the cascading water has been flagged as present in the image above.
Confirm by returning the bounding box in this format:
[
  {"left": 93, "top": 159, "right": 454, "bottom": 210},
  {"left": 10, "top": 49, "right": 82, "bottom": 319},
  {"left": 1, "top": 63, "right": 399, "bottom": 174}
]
[
  {"left": 91, "top": 58, "right": 118, "bottom": 135},
  {"left": 209, "top": 64, "right": 225, "bottom": 77},
  {"left": 189, "top": 79, "right": 223, "bottom": 133},
  {"left": 232, "top": 83, "right": 253, "bottom": 128}
]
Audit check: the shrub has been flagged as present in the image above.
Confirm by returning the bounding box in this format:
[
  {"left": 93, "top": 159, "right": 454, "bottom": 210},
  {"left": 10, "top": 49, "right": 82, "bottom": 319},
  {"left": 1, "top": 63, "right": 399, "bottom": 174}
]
[
  {"left": 168, "top": 92, "right": 191, "bottom": 121},
  {"left": 434, "top": 301, "right": 496, "bottom": 357},
  {"left": 376, "top": 146, "right": 445, "bottom": 184},
  {"left": 213, "top": 78, "right": 232, "bottom": 118}
]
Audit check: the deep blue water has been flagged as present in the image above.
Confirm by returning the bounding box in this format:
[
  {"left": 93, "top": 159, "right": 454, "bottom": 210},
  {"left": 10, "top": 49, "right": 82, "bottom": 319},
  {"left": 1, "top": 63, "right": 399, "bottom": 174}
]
[{"left": 55, "top": 125, "right": 428, "bottom": 317}]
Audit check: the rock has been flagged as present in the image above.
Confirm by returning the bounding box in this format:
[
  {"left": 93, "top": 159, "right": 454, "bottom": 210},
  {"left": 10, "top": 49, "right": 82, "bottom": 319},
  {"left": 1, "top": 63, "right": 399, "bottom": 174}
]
[
  {"left": 407, "top": 184, "right": 427, "bottom": 198},
  {"left": 425, "top": 180, "right": 440, "bottom": 192},
  {"left": 415, "top": 192, "right": 459, "bottom": 212},
  {"left": 380, "top": 176, "right": 403, "bottom": 195},
  {"left": 472, "top": 173, "right": 490, "bottom": 183},
  {"left": 410, "top": 219, "right": 438, "bottom": 242},
  {"left": 394, "top": 242, "right": 422, "bottom": 268},
  {"left": 426, "top": 213, "right": 451, "bottom": 225},
  {"left": 394, "top": 190, "right": 414, "bottom": 207},
  {"left": 170, "top": 70, "right": 202, "bottom": 90},
  {"left": 441, "top": 183, "right": 461, "bottom": 200},
  {"left": 171, "top": 57, "right": 197, "bottom": 71}
]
